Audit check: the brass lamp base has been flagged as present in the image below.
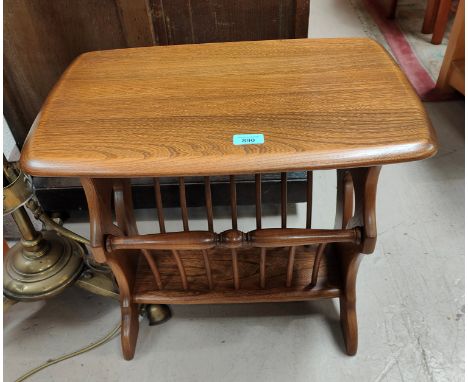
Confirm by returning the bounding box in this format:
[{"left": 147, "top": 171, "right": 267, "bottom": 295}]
[
  {"left": 3, "top": 230, "right": 84, "bottom": 301},
  {"left": 141, "top": 304, "right": 172, "bottom": 326},
  {"left": 2, "top": 159, "right": 171, "bottom": 326}
]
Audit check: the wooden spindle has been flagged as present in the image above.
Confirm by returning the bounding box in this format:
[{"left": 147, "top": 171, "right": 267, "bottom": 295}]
[
  {"left": 204, "top": 176, "right": 214, "bottom": 232},
  {"left": 342, "top": 171, "right": 354, "bottom": 229},
  {"left": 202, "top": 249, "right": 213, "bottom": 289},
  {"left": 179, "top": 177, "right": 189, "bottom": 231},
  {"left": 281, "top": 172, "right": 287, "bottom": 228},
  {"left": 311, "top": 243, "right": 326, "bottom": 287},
  {"left": 259, "top": 247, "right": 266, "bottom": 288},
  {"left": 255, "top": 174, "right": 262, "bottom": 229},
  {"left": 154, "top": 178, "right": 166, "bottom": 234},
  {"left": 142, "top": 249, "right": 163, "bottom": 290},
  {"left": 230, "top": 175, "right": 238, "bottom": 230},
  {"left": 286, "top": 246, "right": 296, "bottom": 287},
  {"left": 306, "top": 171, "right": 313, "bottom": 229},
  {"left": 172, "top": 250, "right": 188, "bottom": 290},
  {"left": 232, "top": 248, "right": 240, "bottom": 289}
]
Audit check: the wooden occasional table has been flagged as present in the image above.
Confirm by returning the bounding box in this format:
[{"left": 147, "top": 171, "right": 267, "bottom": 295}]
[{"left": 21, "top": 38, "right": 437, "bottom": 360}]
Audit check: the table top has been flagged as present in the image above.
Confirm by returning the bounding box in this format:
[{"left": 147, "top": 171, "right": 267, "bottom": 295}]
[{"left": 21, "top": 38, "right": 437, "bottom": 178}]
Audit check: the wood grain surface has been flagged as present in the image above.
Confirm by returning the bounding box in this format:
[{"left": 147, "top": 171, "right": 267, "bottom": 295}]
[{"left": 21, "top": 38, "right": 437, "bottom": 178}]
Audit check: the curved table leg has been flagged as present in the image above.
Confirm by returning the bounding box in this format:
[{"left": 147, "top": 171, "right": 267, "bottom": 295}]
[{"left": 339, "top": 250, "right": 363, "bottom": 356}]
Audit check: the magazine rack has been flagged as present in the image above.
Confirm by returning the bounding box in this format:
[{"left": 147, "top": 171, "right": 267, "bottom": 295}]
[{"left": 21, "top": 38, "right": 437, "bottom": 360}]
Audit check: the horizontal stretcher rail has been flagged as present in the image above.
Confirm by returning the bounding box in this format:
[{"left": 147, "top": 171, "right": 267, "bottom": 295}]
[
  {"left": 106, "top": 228, "right": 361, "bottom": 252},
  {"left": 133, "top": 287, "right": 342, "bottom": 305}
]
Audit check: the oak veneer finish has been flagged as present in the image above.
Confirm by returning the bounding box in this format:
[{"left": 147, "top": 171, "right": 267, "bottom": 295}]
[
  {"left": 20, "top": 38, "right": 435, "bottom": 177},
  {"left": 20, "top": 39, "right": 437, "bottom": 361}
]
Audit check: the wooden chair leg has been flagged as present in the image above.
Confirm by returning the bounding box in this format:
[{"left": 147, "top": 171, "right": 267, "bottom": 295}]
[
  {"left": 431, "top": 0, "right": 452, "bottom": 44},
  {"left": 422, "top": 0, "right": 440, "bottom": 33}
]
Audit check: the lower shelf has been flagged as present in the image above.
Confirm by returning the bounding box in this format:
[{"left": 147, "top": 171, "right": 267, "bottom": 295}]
[
  {"left": 133, "top": 245, "right": 343, "bottom": 304},
  {"left": 134, "top": 287, "right": 341, "bottom": 304}
]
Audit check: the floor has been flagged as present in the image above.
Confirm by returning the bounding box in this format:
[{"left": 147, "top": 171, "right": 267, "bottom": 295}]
[{"left": 4, "top": 1, "right": 465, "bottom": 381}]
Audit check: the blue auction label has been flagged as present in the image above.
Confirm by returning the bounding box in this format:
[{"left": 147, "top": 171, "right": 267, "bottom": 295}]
[{"left": 233, "top": 134, "right": 265, "bottom": 145}]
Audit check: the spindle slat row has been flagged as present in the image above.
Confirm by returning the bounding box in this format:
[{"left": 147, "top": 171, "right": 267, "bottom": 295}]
[{"left": 142, "top": 173, "right": 349, "bottom": 292}]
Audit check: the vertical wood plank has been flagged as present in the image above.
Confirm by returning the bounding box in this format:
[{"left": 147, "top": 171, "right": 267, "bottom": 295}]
[
  {"left": 204, "top": 176, "right": 214, "bottom": 232},
  {"left": 286, "top": 246, "right": 296, "bottom": 287},
  {"left": 147, "top": 0, "right": 169, "bottom": 45},
  {"left": 4, "top": 0, "right": 129, "bottom": 148},
  {"left": 179, "top": 177, "right": 189, "bottom": 231},
  {"left": 306, "top": 171, "right": 313, "bottom": 229},
  {"left": 294, "top": 0, "right": 310, "bottom": 38},
  {"left": 154, "top": 178, "right": 166, "bottom": 233},
  {"left": 172, "top": 249, "right": 188, "bottom": 290},
  {"left": 148, "top": 0, "right": 298, "bottom": 45},
  {"left": 115, "top": 0, "right": 156, "bottom": 46},
  {"left": 281, "top": 172, "right": 287, "bottom": 228},
  {"left": 255, "top": 173, "right": 262, "bottom": 229},
  {"left": 230, "top": 175, "right": 238, "bottom": 230}
]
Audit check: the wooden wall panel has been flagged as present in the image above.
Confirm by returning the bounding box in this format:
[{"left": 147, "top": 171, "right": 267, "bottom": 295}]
[
  {"left": 115, "top": 0, "right": 156, "bottom": 46},
  {"left": 4, "top": 0, "right": 309, "bottom": 148},
  {"left": 150, "top": 0, "right": 298, "bottom": 45},
  {"left": 4, "top": 0, "right": 128, "bottom": 147}
]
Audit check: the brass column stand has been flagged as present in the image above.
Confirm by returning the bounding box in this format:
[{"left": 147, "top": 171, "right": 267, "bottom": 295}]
[{"left": 3, "top": 159, "right": 84, "bottom": 301}]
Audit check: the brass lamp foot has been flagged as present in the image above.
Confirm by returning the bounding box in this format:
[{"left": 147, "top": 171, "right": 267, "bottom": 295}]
[
  {"left": 75, "top": 270, "right": 119, "bottom": 300},
  {"left": 141, "top": 304, "right": 172, "bottom": 326},
  {"left": 3, "top": 230, "right": 84, "bottom": 301}
]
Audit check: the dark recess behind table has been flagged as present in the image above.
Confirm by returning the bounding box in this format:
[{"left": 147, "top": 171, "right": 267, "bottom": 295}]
[{"left": 3, "top": 0, "right": 310, "bottom": 214}]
